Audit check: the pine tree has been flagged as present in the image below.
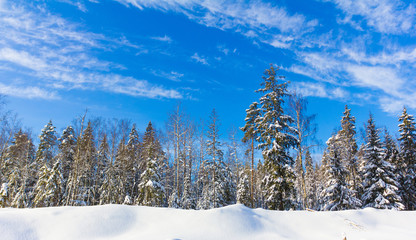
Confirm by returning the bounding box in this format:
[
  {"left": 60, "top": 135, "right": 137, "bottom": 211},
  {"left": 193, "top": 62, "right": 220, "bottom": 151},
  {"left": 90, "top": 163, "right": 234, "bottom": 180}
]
[
  {"left": 1, "top": 130, "right": 35, "bottom": 208},
  {"left": 33, "top": 164, "right": 50, "bottom": 207},
  {"left": 320, "top": 135, "right": 361, "bottom": 211},
  {"left": 240, "top": 102, "right": 259, "bottom": 208},
  {"left": 398, "top": 107, "right": 416, "bottom": 210},
  {"left": 136, "top": 158, "right": 165, "bottom": 207},
  {"left": 255, "top": 65, "right": 298, "bottom": 210},
  {"left": 202, "top": 109, "right": 235, "bottom": 208},
  {"left": 66, "top": 122, "right": 97, "bottom": 206},
  {"left": 338, "top": 106, "right": 360, "bottom": 197},
  {"left": 361, "top": 115, "right": 404, "bottom": 210},
  {"left": 35, "top": 120, "right": 57, "bottom": 168},
  {"left": 126, "top": 124, "right": 140, "bottom": 201},
  {"left": 59, "top": 125, "right": 76, "bottom": 202},
  {"left": 304, "top": 150, "right": 317, "bottom": 209},
  {"left": 236, "top": 169, "right": 251, "bottom": 206},
  {"left": 168, "top": 190, "right": 181, "bottom": 208},
  {"left": 136, "top": 122, "right": 165, "bottom": 207},
  {"left": 181, "top": 173, "right": 196, "bottom": 209},
  {"left": 45, "top": 159, "right": 64, "bottom": 206}
]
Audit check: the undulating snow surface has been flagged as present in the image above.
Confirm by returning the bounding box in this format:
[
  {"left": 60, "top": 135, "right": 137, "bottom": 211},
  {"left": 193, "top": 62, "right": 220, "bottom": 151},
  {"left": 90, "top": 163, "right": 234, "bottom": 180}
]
[{"left": 1, "top": 204, "right": 415, "bottom": 240}]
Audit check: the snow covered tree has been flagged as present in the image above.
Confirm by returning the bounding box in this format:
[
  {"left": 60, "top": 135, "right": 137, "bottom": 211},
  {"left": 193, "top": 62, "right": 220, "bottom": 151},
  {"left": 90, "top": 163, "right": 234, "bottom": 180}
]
[
  {"left": 241, "top": 102, "right": 260, "bottom": 208},
  {"left": 1, "top": 130, "right": 35, "bottom": 208},
  {"left": 125, "top": 124, "right": 141, "bottom": 201},
  {"left": 398, "top": 107, "right": 416, "bottom": 210},
  {"left": 136, "top": 122, "right": 165, "bottom": 207},
  {"left": 58, "top": 125, "right": 76, "bottom": 201},
  {"left": 304, "top": 150, "right": 317, "bottom": 209},
  {"left": 255, "top": 65, "right": 298, "bottom": 210},
  {"left": 236, "top": 169, "right": 251, "bottom": 206},
  {"left": 45, "top": 159, "right": 64, "bottom": 206},
  {"left": 384, "top": 129, "right": 400, "bottom": 167},
  {"left": 35, "top": 120, "right": 57, "bottom": 168},
  {"left": 33, "top": 164, "right": 50, "bottom": 207},
  {"left": 320, "top": 135, "right": 361, "bottom": 211},
  {"left": 66, "top": 121, "right": 97, "bottom": 206},
  {"left": 136, "top": 157, "right": 165, "bottom": 207},
  {"left": 361, "top": 115, "right": 404, "bottom": 210},
  {"left": 200, "top": 109, "right": 235, "bottom": 209},
  {"left": 338, "top": 106, "right": 360, "bottom": 196},
  {"left": 288, "top": 92, "right": 318, "bottom": 209},
  {"left": 181, "top": 173, "right": 196, "bottom": 209}
]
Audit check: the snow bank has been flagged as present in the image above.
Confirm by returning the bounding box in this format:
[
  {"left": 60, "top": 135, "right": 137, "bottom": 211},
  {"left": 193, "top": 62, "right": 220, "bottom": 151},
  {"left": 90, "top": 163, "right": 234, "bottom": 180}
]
[{"left": 0, "top": 204, "right": 415, "bottom": 240}]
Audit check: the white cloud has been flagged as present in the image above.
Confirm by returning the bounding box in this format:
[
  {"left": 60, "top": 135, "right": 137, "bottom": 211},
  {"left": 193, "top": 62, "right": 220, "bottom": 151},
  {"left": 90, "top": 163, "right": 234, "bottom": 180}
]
[
  {"left": 150, "top": 69, "right": 184, "bottom": 82},
  {"left": 191, "top": 53, "right": 209, "bottom": 65},
  {"left": 290, "top": 81, "right": 349, "bottom": 100},
  {"left": 0, "top": 83, "right": 59, "bottom": 100},
  {"left": 115, "top": 0, "right": 317, "bottom": 49},
  {"left": 326, "top": 0, "right": 416, "bottom": 34},
  {"left": 0, "top": 1, "right": 184, "bottom": 100},
  {"left": 151, "top": 35, "right": 173, "bottom": 43},
  {"left": 346, "top": 65, "right": 404, "bottom": 96}
]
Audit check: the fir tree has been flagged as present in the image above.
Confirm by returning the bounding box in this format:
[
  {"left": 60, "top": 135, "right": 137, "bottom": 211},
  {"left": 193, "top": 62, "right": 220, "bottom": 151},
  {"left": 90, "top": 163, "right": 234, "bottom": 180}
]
[
  {"left": 33, "top": 164, "right": 50, "bottom": 207},
  {"left": 136, "top": 158, "right": 165, "bottom": 207},
  {"left": 361, "top": 115, "right": 404, "bottom": 210},
  {"left": 236, "top": 169, "right": 251, "bottom": 206},
  {"left": 35, "top": 120, "right": 57, "bottom": 168},
  {"left": 304, "top": 150, "right": 317, "bottom": 209},
  {"left": 338, "top": 106, "right": 360, "bottom": 196},
  {"left": 58, "top": 125, "right": 76, "bottom": 200},
  {"left": 255, "top": 65, "right": 298, "bottom": 210},
  {"left": 240, "top": 102, "right": 260, "bottom": 208},
  {"left": 1, "top": 130, "right": 35, "bottom": 208},
  {"left": 320, "top": 135, "right": 361, "bottom": 211},
  {"left": 136, "top": 122, "right": 165, "bottom": 207},
  {"left": 126, "top": 124, "right": 141, "bottom": 201},
  {"left": 398, "top": 107, "right": 416, "bottom": 210}
]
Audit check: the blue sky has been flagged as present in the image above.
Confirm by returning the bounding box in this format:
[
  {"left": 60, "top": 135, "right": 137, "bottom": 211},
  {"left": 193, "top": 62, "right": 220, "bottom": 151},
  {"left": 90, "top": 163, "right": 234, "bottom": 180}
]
[{"left": 0, "top": 0, "right": 415, "bottom": 158}]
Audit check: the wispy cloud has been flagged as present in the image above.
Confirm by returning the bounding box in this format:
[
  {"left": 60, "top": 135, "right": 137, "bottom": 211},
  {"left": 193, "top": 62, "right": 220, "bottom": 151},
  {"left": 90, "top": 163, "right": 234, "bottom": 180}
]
[
  {"left": 290, "top": 82, "right": 349, "bottom": 100},
  {"left": 191, "top": 53, "right": 209, "bottom": 65},
  {"left": 326, "top": 0, "right": 416, "bottom": 34},
  {"left": 151, "top": 35, "right": 173, "bottom": 43},
  {"left": 115, "top": 0, "right": 318, "bottom": 49},
  {"left": 0, "top": 82, "right": 59, "bottom": 100},
  {"left": 0, "top": 1, "right": 184, "bottom": 100}
]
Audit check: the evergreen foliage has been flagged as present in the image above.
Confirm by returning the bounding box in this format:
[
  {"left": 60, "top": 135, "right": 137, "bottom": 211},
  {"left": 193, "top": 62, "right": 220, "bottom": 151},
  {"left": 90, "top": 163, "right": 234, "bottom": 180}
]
[
  {"left": 320, "top": 135, "right": 362, "bottom": 211},
  {"left": 398, "top": 107, "right": 416, "bottom": 210},
  {"left": 254, "top": 65, "right": 298, "bottom": 210},
  {"left": 361, "top": 115, "right": 404, "bottom": 210}
]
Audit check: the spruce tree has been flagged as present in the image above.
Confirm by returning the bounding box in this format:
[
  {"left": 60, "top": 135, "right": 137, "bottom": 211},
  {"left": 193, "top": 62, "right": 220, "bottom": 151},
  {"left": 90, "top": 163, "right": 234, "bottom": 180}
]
[
  {"left": 398, "top": 107, "right": 416, "bottom": 210},
  {"left": 255, "top": 65, "right": 298, "bottom": 210},
  {"left": 240, "top": 102, "right": 260, "bottom": 208},
  {"left": 236, "top": 169, "right": 251, "bottom": 206},
  {"left": 1, "top": 130, "right": 35, "bottom": 208},
  {"left": 320, "top": 135, "right": 361, "bottom": 211},
  {"left": 136, "top": 122, "right": 165, "bottom": 207},
  {"left": 361, "top": 115, "right": 404, "bottom": 210},
  {"left": 35, "top": 120, "right": 57, "bottom": 168},
  {"left": 304, "top": 150, "right": 316, "bottom": 209},
  {"left": 33, "top": 164, "right": 50, "bottom": 207},
  {"left": 58, "top": 125, "right": 76, "bottom": 204},
  {"left": 126, "top": 124, "right": 140, "bottom": 201},
  {"left": 338, "top": 106, "right": 360, "bottom": 196}
]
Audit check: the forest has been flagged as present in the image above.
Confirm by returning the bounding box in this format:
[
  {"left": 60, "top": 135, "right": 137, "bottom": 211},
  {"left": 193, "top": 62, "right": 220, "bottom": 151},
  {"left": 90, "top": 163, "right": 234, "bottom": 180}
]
[{"left": 0, "top": 65, "right": 415, "bottom": 211}]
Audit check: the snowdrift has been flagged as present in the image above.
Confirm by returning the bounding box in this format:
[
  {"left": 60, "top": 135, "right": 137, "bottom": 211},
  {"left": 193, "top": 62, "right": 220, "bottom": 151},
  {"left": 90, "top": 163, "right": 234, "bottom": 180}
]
[{"left": 1, "top": 204, "right": 415, "bottom": 240}]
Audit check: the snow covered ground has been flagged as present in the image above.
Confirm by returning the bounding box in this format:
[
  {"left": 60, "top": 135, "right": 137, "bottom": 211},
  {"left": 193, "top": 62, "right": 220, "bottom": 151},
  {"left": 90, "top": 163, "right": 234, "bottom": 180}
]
[{"left": 0, "top": 204, "right": 415, "bottom": 240}]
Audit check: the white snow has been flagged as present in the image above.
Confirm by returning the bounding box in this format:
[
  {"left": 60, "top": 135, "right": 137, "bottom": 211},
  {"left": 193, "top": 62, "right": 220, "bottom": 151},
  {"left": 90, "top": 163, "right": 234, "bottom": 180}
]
[{"left": 1, "top": 204, "right": 415, "bottom": 240}]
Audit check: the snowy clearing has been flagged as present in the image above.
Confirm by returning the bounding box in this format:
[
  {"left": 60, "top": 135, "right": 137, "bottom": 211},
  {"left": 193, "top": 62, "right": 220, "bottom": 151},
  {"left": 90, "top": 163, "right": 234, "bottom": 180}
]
[{"left": 0, "top": 204, "right": 415, "bottom": 240}]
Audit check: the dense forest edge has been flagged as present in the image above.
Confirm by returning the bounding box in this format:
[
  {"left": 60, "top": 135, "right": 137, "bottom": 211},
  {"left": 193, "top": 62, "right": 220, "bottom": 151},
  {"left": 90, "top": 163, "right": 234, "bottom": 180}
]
[{"left": 0, "top": 65, "right": 415, "bottom": 211}]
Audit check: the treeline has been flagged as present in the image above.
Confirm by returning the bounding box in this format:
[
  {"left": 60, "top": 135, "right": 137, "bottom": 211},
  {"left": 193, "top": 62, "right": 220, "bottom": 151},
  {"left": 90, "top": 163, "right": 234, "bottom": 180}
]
[{"left": 0, "top": 65, "right": 415, "bottom": 211}]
